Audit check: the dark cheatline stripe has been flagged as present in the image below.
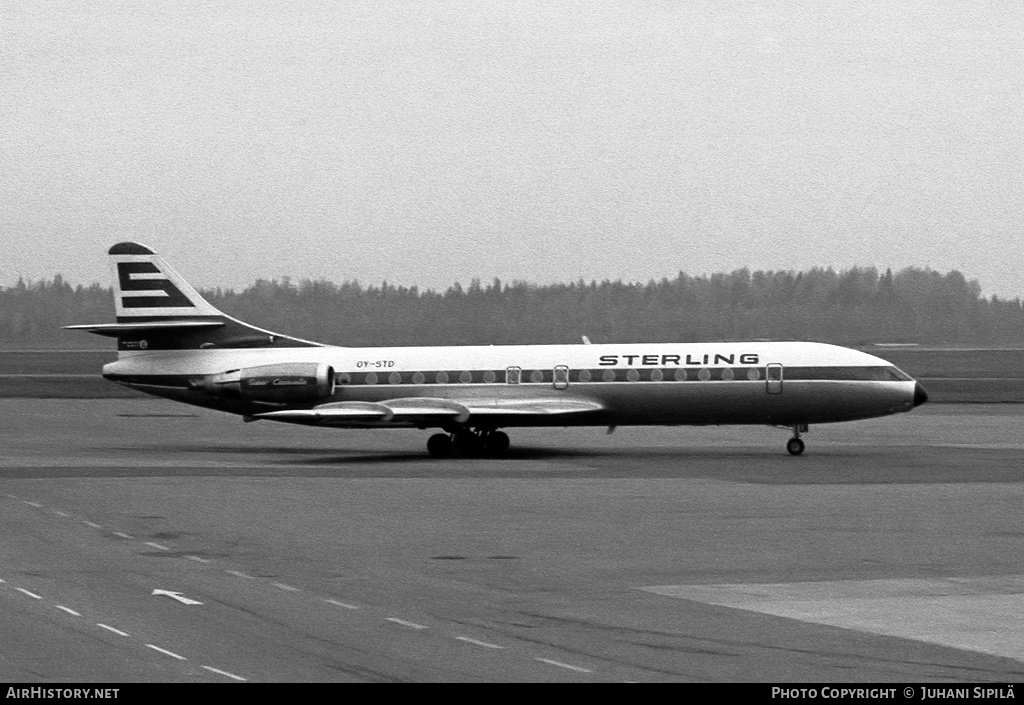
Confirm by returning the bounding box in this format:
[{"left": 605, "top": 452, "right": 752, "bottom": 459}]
[{"left": 110, "top": 366, "right": 912, "bottom": 389}]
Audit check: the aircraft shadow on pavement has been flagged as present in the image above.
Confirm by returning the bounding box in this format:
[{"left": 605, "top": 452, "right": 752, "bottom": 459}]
[{"left": 8, "top": 442, "right": 1020, "bottom": 483}]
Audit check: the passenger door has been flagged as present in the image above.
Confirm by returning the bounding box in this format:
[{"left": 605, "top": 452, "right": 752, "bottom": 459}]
[
  {"left": 553, "top": 365, "right": 569, "bottom": 390},
  {"left": 766, "top": 363, "right": 783, "bottom": 395}
]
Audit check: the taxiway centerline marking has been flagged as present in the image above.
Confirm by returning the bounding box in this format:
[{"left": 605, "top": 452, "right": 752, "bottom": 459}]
[
  {"left": 16, "top": 588, "right": 42, "bottom": 600},
  {"left": 456, "top": 636, "right": 504, "bottom": 649},
  {"left": 187, "top": 555, "right": 212, "bottom": 564},
  {"left": 83, "top": 521, "right": 101, "bottom": 529},
  {"left": 386, "top": 617, "right": 427, "bottom": 630},
  {"left": 323, "top": 598, "right": 360, "bottom": 610},
  {"left": 54, "top": 510, "right": 69, "bottom": 517},
  {"left": 201, "top": 665, "right": 247, "bottom": 682},
  {"left": 23, "top": 501, "right": 42, "bottom": 508},
  {"left": 535, "top": 657, "right": 592, "bottom": 673},
  {"left": 56, "top": 605, "right": 81, "bottom": 616},
  {"left": 97, "top": 623, "right": 130, "bottom": 637},
  {"left": 144, "top": 542, "right": 170, "bottom": 551},
  {"left": 272, "top": 582, "right": 300, "bottom": 592},
  {"left": 146, "top": 644, "right": 186, "bottom": 661},
  {"left": 226, "top": 570, "right": 253, "bottom": 579},
  {"left": 112, "top": 532, "right": 132, "bottom": 539}
]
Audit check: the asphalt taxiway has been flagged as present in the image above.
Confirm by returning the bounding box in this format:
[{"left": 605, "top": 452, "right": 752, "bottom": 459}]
[{"left": 2, "top": 399, "right": 1024, "bottom": 682}]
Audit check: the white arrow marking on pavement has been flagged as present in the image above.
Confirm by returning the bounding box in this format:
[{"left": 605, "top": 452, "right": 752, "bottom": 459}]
[{"left": 152, "top": 589, "right": 203, "bottom": 605}]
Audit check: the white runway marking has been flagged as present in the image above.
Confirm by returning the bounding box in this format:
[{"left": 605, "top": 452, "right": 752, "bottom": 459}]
[
  {"left": 201, "top": 665, "right": 247, "bottom": 681},
  {"left": 112, "top": 531, "right": 132, "bottom": 539},
  {"left": 56, "top": 606, "right": 81, "bottom": 617},
  {"left": 456, "top": 636, "right": 504, "bottom": 649},
  {"left": 144, "top": 542, "right": 170, "bottom": 551},
  {"left": 272, "top": 582, "right": 300, "bottom": 592},
  {"left": 16, "top": 588, "right": 42, "bottom": 600},
  {"left": 226, "top": 570, "right": 253, "bottom": 579},
  {"left": 146, "top": 644, "right": 186, "bottom": 661},
  {"left": 643, "top": 575, "right": 1024, "bottom": 663},
  {"left": 54, "top": 510, "right": 69, "bottom": 517},
  {"left": 323, "top": 598, "right": 360, "bottom": 610},
  {"left": 83, "top": 521, "right": 101, "bottom": 529},
  {"left": 535, "top": 657, "right": 592, "bottom": 673},
  {"left": 386, "top": 617, "right": 427, "bottom": 630},
  {"left": 187, "top": 555, "right": 212, "bottom": 564},
  {"left": 97, "top": 623, "right": 130, "bottom": 637},
  {"left": 22, "top": 501, "right": 41, "bottom": 508}
]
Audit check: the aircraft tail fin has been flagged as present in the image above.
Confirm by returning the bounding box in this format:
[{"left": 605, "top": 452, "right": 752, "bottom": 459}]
[{"left": 65, "top": 242, "right": 321, "bottom": 351}]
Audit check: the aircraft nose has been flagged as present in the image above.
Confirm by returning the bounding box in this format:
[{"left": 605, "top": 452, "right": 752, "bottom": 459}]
[{"left": 913, "top": 382, "right": 929, "bottom": 407}]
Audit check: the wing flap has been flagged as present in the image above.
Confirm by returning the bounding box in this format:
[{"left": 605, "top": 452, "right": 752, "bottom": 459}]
[{"left": 464, "top": 398, "right": 604, "bottom": 416}]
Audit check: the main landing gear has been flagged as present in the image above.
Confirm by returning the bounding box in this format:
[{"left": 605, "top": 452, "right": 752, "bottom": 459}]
[
  {"left": 427, "top": 429, "right": 511, "bottom": 458},
  {"left": 786, "top": 424, "right": 807, "bottom": 456}
]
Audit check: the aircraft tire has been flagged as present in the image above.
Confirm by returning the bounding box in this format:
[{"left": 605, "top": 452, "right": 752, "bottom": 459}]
[
  {"left": 786, "top": 438, "right": 805, "bottom": 456},
  {"left": 427, "top": 433, "right": 453, "bottom": 458},
  {"left": 484, "top": 431, "right": 510, "bottom": 455}
]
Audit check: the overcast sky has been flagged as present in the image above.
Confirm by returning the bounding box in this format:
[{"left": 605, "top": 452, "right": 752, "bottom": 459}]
[{"left": 2, "top": 1, "right": 1021, "bottom": 297}]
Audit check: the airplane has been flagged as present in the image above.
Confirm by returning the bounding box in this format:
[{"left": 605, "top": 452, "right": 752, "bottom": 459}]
[{"left": 67, "top": 242, "right": 929, "bottom": 457}]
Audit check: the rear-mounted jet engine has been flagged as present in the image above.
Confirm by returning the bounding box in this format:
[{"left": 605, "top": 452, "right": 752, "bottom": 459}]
[{"left": 202, "top": 362, "right": 335, "bottom": 403}]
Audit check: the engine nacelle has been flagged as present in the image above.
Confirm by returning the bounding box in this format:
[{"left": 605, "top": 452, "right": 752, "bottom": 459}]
[{"left": 204, "top": 362, "right": 335, "bottom": 402}]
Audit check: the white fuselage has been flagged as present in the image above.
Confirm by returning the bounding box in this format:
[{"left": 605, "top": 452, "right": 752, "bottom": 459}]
[{"left": 104, "top": 341, "right": 920, "bottom": 428}]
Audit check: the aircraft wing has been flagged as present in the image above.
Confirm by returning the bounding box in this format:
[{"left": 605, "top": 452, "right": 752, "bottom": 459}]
[{"left": 254, "top": 396, "right": 603, "bottom": 427}]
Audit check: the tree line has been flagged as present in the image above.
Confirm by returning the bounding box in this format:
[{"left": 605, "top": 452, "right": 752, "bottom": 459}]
[{"left": 3, "top": 267, "right": 1024, "bottom": 349}]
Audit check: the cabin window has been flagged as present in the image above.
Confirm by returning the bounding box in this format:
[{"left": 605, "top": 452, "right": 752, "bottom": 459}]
[
  {"left": 388, "top": 372, "right": 402, "bottom": 384},
  {"left": 747, "top": 368, "right": 760, "bottom": 381},
  {"left": 674, "top": 369, "right": 687, "bottom": 381},
  {"left": 697, "top": 368, "right": 711, "bottom": 381},
  {"left": 626, "top": 369, "right": 639, "bottom": 382},
  {"left": 721, "top": 368, "right": 735, "bottom": 381},
  {"left": 578, "top": 369, "right": 592, "bottom": 382},
  {"left": 529, "top": 369, "right": 544, "bottom": 383},
  {"left": 650, "top": 368, "right": 663, "bottom": 381},
  {"left": 436, "top": 371, "right": 449, "bottom": 384},
  {"left": 365, "top": 372, "right": 378, "bottom": 385},
  {"left": 602, "top": 369, "right": 616, "bottom": 382},
  {"left": 483, "top": 370, "right": 496, "bottom": 383},
  {"left": 412, "top": 372, "right": 425, "bottom": 384},
  {"left": 337, "top": 372, "right": 351, "bottom": 385},
  {"left": 506, "top": 366, "right": 521, "bottom": 385}
]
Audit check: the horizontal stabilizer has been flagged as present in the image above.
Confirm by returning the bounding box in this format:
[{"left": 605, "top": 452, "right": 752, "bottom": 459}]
[{"left": 63, "top": 321, "right": 225, "bottom": 338}]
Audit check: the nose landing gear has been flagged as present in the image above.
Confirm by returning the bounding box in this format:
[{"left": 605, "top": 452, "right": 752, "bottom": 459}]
[{"left": 786, "top": 423, "right": 807, "bottom": 455}]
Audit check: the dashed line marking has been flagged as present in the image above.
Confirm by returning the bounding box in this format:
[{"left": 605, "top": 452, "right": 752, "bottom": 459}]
[
  {"left": 16, "top": 588, "right": 42, "bottom": 600},
  {"left": 535, "top": 657, "right": 593, "bottom": 673},
  {"left": 144, "top": 542, "right": 170, "bottom": 551},
  {"left": 4, "top": 493, "right": 17, "bottom": 499},
  {"left": 97, "top": 623, "right": 130, "bottom": 637},
  {"left": 23, "top": 500, "right": 42, "bottom": 508},
  {"left": 84, "top": 521, "right": 102, "bottom": 529},
  {"left": 54, "top": 510, "right": 69, "bottom": 518},
  {"left": 323, "top": 598, "right": 359, "bottom": 610},
  {"left": 201, "top": 665, "right": 247, "bottom": 682},
  {"left": 0, "top": 578, "right": 6, "bottom": 583},
  {"left": 187, "top": 555, "right": 212, "bottom": 564},
  {"left": 386, "top": 617, "right": 427, "bottom": 630},
  {"left": 146, "top": 644, "right": 186, "bottom": 661},
  {"left": 226, "top": 570, "right": 253, "bottom": 579},
  {"left": 56, "top": 606, "right": 81, "bottom": 617},
  {"left": 112, "top": 531, "right": 133, "bottom": 539},
  {"left": 456, "top": 636, "right": 504, "bottom": 649},
  {"left": 272, "top": 582, "right": 300, "bottom": 592}
]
